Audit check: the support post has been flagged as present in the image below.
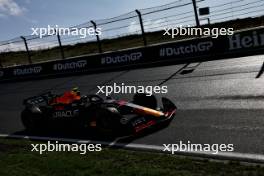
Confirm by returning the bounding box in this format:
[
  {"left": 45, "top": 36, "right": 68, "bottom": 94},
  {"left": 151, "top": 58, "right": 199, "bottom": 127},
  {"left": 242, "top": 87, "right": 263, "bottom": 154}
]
[
  {"left": 57, "top": 33, "right": 65, "bottom": 59},
  {"left": 256, "top": 62, "right": 264, "bottom": 78},
  {"left": 135, "top": 9, "right": 147, "bottom": 46},
  {"left": 20, "top": 36, "right": 32, "bottom": 64},
  {"left": 192, "top": 0, "right": 200, "bottom": 27},
  {"left": 91, "top": 20, "right": 102, "bottom": 53},
  {"left": 207, "top": 18, "right": 210, "bottom": 25},
  {"left": 0, "top": 56, "right": 2, "bottom": 68}
]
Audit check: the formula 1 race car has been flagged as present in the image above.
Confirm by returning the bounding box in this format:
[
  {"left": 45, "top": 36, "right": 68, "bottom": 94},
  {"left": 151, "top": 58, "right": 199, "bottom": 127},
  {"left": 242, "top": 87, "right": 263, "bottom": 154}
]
[{"left": 21, "top": 88, "right": 176, "bottom": 136}]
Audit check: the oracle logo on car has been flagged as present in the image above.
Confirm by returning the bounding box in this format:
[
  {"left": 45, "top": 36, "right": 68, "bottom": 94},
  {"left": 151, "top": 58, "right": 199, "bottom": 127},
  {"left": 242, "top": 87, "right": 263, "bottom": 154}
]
[
  {"left": 229, "top": 31, "right": 264, "bottom": 50},
  {"left": 13, "top": 66, "right": 42, "bottom": 76},
  {"left": 101, "top": 52, "right": 142, "bottom": 65},
  {"left": 52, "top": 110, "right": 79, "bottom": 118},
  {"left": 53, "top": 60, "right": 87, "bottom": 71}
]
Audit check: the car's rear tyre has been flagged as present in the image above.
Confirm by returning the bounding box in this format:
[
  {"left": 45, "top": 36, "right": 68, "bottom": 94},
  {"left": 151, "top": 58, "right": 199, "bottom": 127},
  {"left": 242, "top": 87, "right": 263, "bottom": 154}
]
[
  {"left": 21, "top": 109, "right": 43, "bottom": 132},
  {"left": 96, "top": 107, "right": 122, "bottom": 135},
  {"left": 133, "top": 93, "right": 157, "bottom": 109}
]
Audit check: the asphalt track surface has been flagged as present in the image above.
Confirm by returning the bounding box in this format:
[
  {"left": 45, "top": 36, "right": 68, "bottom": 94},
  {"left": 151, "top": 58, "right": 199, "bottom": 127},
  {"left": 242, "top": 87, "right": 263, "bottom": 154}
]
[{"left": 0, "top": 54, "right": 264, "bottom": 155}]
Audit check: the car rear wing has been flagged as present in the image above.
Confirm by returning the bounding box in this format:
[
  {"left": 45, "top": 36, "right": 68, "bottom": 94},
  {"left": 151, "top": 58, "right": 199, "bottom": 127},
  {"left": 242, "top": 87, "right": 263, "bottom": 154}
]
[{"left": 23, "top": 91, "right": 53, "bottom": 106}]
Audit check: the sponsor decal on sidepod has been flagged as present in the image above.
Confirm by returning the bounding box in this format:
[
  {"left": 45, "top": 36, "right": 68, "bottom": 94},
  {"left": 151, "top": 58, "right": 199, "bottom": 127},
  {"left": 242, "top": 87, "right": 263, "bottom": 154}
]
[{"left": 52, "top": 110, "right": 79, "bottom": 118}]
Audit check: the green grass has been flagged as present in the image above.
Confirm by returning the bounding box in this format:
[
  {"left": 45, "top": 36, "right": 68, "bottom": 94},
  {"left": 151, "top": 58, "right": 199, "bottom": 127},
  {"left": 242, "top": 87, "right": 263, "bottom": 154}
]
[
  {"left": 0, "top": 16, "right": 264, "bottom": 67},
  {"left": 0, "top": 138, "right": 264, "bottom": 176}
]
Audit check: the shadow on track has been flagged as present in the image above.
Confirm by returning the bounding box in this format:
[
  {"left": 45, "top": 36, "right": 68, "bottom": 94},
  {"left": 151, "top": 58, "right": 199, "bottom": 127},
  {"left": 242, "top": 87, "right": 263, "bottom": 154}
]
[
  {"left": 7, "top": 120, "right": 171, "bottom": 149},
  {"left": 158, "top": 62, "right": 202, "bottom": 86}
]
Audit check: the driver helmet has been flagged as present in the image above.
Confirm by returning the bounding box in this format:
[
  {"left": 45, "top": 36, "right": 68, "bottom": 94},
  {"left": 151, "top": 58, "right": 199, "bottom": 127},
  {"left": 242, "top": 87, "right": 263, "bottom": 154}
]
[{"left": 72, "top": 87, "right": 80, "bottom": 96}]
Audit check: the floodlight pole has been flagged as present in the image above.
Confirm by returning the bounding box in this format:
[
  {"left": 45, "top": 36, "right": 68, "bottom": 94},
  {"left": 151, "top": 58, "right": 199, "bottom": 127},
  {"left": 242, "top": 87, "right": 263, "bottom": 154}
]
[
  {"left": 135, "top": 9, "right": 147, "bottom": 46},
  {"left": 20, "top": 36, "right": 32, "bottom": 64},
  {"left": 192, "top": 0, "right": 200, "bottom": 27},
  {"left": 91, "top": 20, "right": 102, "bottom": 53}
]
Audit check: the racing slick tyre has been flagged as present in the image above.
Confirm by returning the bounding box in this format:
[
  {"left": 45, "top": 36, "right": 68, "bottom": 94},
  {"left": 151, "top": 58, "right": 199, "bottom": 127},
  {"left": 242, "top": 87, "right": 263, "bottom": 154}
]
[
  {"left": 133, "top": 93, "right": 157, "bottom": 109},
  {"left": 96, "top": 107, "right": 124, "bottom": 135},
  {"left": 21, "top": 109, "right": 44, "bottom": 132}
]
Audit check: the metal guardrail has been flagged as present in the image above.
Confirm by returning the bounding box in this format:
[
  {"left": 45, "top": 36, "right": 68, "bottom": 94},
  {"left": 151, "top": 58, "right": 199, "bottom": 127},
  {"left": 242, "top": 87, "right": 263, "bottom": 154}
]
[{"left": 0, "top": 26, "right": 264, "bottom": 82}]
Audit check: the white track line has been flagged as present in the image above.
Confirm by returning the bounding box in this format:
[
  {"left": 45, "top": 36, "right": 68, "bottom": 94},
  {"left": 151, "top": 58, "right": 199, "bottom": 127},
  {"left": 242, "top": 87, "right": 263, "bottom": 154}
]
[{"left": 1, "top": 133, "right": 264, "bottom": 164}]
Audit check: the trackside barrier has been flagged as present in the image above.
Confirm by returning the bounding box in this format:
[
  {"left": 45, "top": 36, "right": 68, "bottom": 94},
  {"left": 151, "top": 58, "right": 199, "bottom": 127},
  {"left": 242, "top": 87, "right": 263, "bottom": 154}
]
[
  {"left": 0, "top": 27, "right": 264, "bottom": 82},
  {"left": 1, "top": 134, "right": 264, "bottom": 164}
]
